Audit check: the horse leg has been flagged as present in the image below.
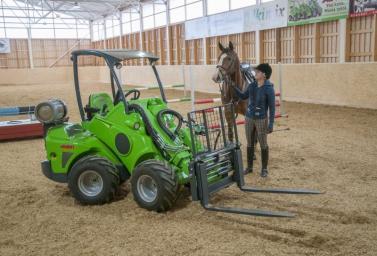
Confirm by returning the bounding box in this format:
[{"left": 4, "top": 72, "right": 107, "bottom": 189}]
[{"left": 224, "top": 105, "right": 234, "bottom": 142}]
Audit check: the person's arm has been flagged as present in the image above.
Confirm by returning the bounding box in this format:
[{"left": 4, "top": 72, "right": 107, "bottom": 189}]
[
  {"left": 267, "top": 87, "right": 275, "bottom": 133},
  {"left": 232, "top": 83, "right": 251, "bottom": 100}
]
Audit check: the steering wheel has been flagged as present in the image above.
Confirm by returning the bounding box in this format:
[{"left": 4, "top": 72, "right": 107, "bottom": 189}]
[
  {"left": 124, "top": 89, "right": 140, "bottom": 100},
  {"left": 114, "top": 89, "right": 141, "bottom": 105}
]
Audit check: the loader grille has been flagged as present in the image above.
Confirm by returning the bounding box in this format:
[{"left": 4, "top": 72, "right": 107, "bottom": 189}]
[{"left": 187, "top": 104, "right": 239, "bottom": 157}]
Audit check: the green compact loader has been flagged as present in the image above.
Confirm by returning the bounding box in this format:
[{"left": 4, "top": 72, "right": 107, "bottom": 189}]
[{"left": 37, "top": 49, "right": 319, "bottom": 217}]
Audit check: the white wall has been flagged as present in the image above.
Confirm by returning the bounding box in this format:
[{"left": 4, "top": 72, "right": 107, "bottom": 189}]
[{"left": 1, "top": 63, "right": 377, "bottom": 109}]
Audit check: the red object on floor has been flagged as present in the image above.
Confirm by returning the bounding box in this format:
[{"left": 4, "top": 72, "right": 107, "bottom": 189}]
[{"left": 0, "top": 119, "right": 44, "bottom": 141}]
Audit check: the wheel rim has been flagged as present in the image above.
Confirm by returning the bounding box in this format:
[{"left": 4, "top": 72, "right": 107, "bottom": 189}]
[
  {"left": 77, "top": 170, "right": 103, "bottom": 197},
  {"left": 137, "top": 175, "right": 158, "bottom": 203}
]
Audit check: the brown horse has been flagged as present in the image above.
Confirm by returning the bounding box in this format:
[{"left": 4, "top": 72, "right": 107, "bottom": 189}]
[{"left": 212, "top": 41, "right": 247, "bottom": 141}]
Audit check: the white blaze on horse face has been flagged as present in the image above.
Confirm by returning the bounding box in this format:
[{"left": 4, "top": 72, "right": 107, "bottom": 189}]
[{"left": 212, "top": 52, "right": 227, "bottom": 83}]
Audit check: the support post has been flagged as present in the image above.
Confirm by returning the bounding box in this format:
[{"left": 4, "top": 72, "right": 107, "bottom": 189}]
[
  {"left": 103, "top": 20, "right": 107, "bottom": 49},
  {"left": 203, "top": 38, "right": 208, "bottom": 64},
  {"left": 189, "top": 65, "right": 195, "bottom": 111},
  {"left": 373, "top": 14, "right": 377, "bottom": 61},
  {"left": 202, "top": 0, "right": 208, "bottom": 64},
  {"left": 339, "top": 18, "right": 347, "bottom": 63},
  {"left": 275, "top": 28, "right": 281, "bottom": 63},
  {"left": 165, "top": 0, "right": 171, "bottom": 65},
  {"left": 278, "top": 62, "right": 284, "bottom": 116},
  {"left": 119, "top": 11, "right": 123, "bottom": 48},
  {"left": 89, "top": 20, "right": 94, "bottom": 42},
  {"left": 294, "top": 26, "right": 300, "bottom": 63},
  {"left": 314, "top": 23, "right": 321, "bottom": 63},
  {"left": 139, "top": 2, "right": 144, "bottom": 65},
  {"left": 182, "top": 64, "right": 187, "bottom": 97},
  {"left": 255, "top": 0, "right": 261, "bottom": 63},
  {"left": 27, "top": 27, "right": 34, "bottom": 69},
  {"left": 255, "top": 30, "right": 261, "bottom": 63}
]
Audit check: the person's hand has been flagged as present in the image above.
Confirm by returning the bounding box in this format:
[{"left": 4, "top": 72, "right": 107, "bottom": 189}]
[{"left": 267, "top": 126, "right": 273, "bottom": 134}]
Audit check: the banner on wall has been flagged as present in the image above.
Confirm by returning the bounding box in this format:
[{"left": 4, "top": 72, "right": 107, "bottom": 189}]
[
  {"left": 287, "top": 0, "right": 349, "bottom": 26},
  {"left": 349, "top": 0, "right": 377, "bottom": 17},
  {"left": 185, "top": 0, "right": 288, "bottom": 40},
  {"left": 0, "top": 38, "right": 10, "bottom": 54},
  {"left": 245, "top": 0, "right": 288, "bottom": 31}
]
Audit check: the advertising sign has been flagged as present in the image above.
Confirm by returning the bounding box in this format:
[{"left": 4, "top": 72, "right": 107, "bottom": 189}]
[
  {"left": 185, "top": 0, "right": 288, "bottom": 40},
  {"left": 349, "top": 0, "right": 377, "bottom": 17},
  {"left": 0, "top": 38, "right": 10, "bottom": 54},
  {"left": 288, "top": 0, "right": 349, "bottom": 26}
]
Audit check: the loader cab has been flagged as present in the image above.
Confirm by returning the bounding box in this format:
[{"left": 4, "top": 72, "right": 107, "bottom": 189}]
[{"left": 70, "top": 49, "right": 166, "bottom": 121}]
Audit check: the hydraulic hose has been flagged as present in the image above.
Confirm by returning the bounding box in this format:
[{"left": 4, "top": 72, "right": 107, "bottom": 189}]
[
  {"left": 129, "top": 104, "right": 185, "bottom": 159},
  {"left": 157, "top": 109, "right": 183, "bottom": 141},
  {"left": 129, "top": 104, "right": 165, "bottom": 154}
]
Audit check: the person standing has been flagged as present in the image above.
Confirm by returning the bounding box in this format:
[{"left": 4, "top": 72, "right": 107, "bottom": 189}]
[{"left": 231, "top": 63, "right": 275, "bottom": 177}]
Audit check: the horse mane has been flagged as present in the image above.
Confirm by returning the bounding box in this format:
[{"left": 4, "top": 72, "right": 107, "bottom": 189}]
[
  {"left": 229, "top": 51, "right": 248, "bottom": 116},
  {"left": 232, "top": 55, "right": 244, "bottom": 91}
]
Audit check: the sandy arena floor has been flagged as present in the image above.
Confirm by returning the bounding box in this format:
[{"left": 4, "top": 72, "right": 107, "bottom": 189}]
[{"left": 0, "top": 82, "right": 376, "bottom": 256}]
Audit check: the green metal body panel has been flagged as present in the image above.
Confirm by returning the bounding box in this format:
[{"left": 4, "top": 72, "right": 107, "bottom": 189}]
[{"left": 44, "top": 95, "right": 197, "bottom": 184}]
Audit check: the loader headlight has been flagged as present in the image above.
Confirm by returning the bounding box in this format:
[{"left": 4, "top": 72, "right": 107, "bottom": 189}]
[{"left": 35, "top": 99, "right": 67, "bottom": 124}]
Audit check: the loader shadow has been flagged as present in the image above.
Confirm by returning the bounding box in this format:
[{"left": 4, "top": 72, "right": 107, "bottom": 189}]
[
  {"left": 170, "top": 187, "right": 192, "bottom": 212},
  {"left": 113, "top": 183, "right": 131, "bottom": 202},
  {"left": 52, "top": 182, "right": 131, "bottom": 205}
]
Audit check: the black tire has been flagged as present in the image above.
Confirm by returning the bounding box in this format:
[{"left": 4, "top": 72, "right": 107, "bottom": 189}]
[
  {"left": 68, "top": 155, "right": 119, "bottom": 205},
  {"left": 131, "top": 159, "right": 179, "bottom": 212}
]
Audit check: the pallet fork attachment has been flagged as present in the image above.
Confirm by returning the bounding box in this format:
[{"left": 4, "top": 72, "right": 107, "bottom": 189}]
[{"left": 188, "top": 104, "right": 321, "bottom": 218}]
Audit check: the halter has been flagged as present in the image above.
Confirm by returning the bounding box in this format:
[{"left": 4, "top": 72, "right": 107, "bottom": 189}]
[{"left": 215, "top": 54, "right": 240, "bottom": 107}]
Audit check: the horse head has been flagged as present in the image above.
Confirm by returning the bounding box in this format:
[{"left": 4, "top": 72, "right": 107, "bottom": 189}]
[{"left": 212, "top": 41, "right": 240, "bottom": 84}]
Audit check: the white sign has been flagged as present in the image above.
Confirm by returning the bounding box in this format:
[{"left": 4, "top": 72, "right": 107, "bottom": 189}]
[
  {"left": 0, "top": 38, "right": 11, "bottom": 54},
  {"left": 185, "top": 0, "right": 288, "bottom": 40},
  {"left": 208, "top": 9, "right": 245, "bottom": 37},
  {"left": 185, "top": 17, "right": 210, "bottom": 41},
  {"left": 245, "top": 0, "right": 288, "bottom": 31}
]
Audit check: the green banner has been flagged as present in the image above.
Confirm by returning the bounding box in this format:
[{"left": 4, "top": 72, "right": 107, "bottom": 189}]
[{"left": 288, "top": 0, "right": 349, "bottom": 26}]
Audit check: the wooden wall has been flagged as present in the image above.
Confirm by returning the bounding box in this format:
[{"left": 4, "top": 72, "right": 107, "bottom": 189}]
[
  {"left": 0, "top": 39, "right": 92, "bottom": 69},
  {"left": 89, "top": 14, "right": 376, "bottom": 66},
  {"left": 1, "top": 14, "right": 376, "bottom": 69},
  {"left": 348, "top": 15, "right": 376, "bottom": 62}
]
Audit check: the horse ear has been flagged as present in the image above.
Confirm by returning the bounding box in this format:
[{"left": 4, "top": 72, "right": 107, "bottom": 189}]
[
  {"left": 218, "top": 42, "right": 225, "bottom": 52},
  {"left": 229, "top": 41, "right": 234, "bottom": 51}
]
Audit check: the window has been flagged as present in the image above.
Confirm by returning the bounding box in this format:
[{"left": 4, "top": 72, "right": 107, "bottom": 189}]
[
  {"left": 186, "top": 1, "right": 203, "bottom": 20},
  {"left": 143, "top": 16, "right": 154, "bottom": 30},
  {"left": 155, "top": 12, "right": 167, "bottom": 27},
  {"left": 154, "top": 3, "right": 166, "bottom": 13},
  {"left": 170, "top": 0, "right": 185, "bottom": 9},
  {"left": 31, "top": 29, "right": 55, "bottom": 39},
  {"left": 123, "top": 22, "right": 131, "bottom": 34},
  {"left": 170, "top": 6, "right": 185, "bottom": 24},
  {"left": 55, "top": 29, "right": 78, "bottom": 39},
  {"left": 142, "top": 4, "right": 154, "bottom": 17},
  {"left": 0, "top": 27, "right": 5, "bottom": 37},
  {"left": 122, "top": 12, "right": 131, "bottom": 23},
  {"left": 6, "top": 28, "right": 27, "bottom": 38},
  {"left": 207, "top": 0, "right": 229, "bottom": 15},
  {"left": 131, "top": 19, "right": 140, "bottom": 32},
  {"left": 231, "top": 0, "right": 256, "bottom": 10},
  {"left": 0, "top": 0, "right": 89, "bottom": 39}
]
